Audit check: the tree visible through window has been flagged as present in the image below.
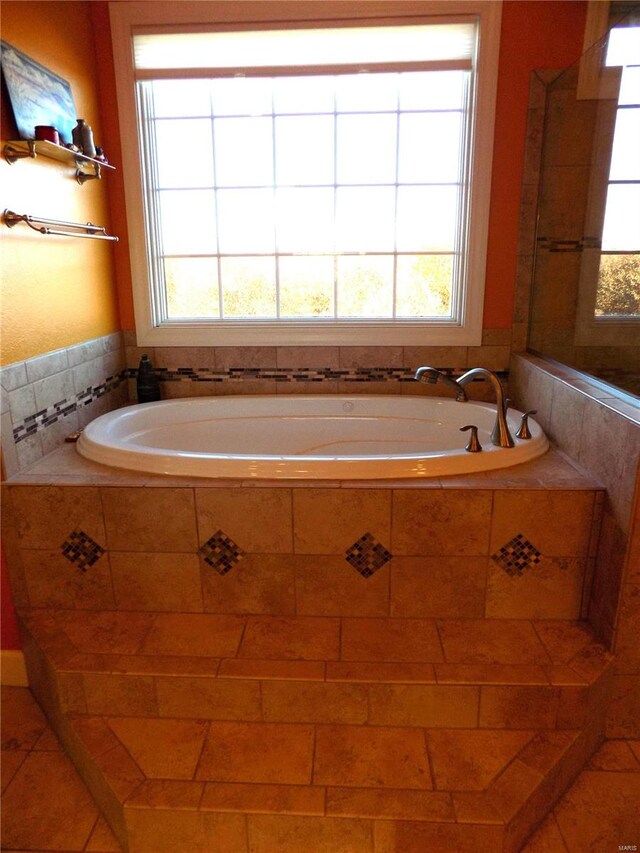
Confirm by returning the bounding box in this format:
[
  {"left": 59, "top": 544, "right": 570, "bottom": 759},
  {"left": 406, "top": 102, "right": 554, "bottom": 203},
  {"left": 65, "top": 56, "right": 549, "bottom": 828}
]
[{"left": 595, "top": 24, "right": 640, "bottom": 318}]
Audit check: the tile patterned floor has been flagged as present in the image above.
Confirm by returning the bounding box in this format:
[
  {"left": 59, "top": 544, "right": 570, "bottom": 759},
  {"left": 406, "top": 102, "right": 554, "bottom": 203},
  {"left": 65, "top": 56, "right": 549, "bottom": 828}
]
[{"left": 2, "top": 686, "right": 639, "bottom": 852}]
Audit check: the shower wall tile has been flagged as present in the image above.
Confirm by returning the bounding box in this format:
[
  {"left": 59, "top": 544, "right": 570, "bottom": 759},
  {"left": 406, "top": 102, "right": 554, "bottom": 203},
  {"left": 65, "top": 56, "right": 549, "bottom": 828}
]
[
  {"left": 276, "top": 346, "right": 340, "bottom": 368},
  {"left": 25, "top": 348, "right": 69, "bottom": 383}
]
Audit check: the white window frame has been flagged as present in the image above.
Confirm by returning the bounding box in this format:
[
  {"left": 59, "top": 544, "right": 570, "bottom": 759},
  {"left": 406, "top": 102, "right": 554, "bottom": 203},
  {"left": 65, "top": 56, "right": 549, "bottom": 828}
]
[{"left": 109, "top": 1, "right": 502, "bottom": 347}]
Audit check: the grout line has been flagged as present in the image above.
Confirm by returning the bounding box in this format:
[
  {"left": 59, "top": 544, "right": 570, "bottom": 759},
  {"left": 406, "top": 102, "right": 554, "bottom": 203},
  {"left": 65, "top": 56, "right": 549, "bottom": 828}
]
[{"left": 193, "top": 720, "right": 213, "bottom": 789}]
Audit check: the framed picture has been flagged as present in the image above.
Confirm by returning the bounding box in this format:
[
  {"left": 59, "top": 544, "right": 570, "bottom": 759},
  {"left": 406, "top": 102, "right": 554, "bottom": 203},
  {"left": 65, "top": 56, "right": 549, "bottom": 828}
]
[{"left": 0, "top": 41, "right": 77, "bottom": 144}]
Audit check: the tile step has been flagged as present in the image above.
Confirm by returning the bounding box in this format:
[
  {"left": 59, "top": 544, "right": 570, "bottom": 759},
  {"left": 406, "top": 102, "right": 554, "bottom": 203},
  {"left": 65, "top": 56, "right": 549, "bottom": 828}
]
[
  {"left": 21, "top": 610, "right": 613, "bottom": 728},
  {"left": 59, "top": 712, "right": 601, "bottom": 853}
]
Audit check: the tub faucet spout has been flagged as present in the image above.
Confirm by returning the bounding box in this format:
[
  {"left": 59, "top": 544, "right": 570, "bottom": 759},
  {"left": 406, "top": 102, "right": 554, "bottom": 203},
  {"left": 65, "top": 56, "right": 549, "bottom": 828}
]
[
  {"left": 457, "top": 367, "right": 515, "bottom": 448},
  {"left": 414, "top": 366, "right": 468, "bottom": 402}
]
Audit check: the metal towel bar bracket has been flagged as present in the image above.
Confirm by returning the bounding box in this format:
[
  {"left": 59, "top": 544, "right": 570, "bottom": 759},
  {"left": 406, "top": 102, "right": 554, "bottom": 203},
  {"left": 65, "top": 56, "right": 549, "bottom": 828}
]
[{"left": 3, "top": 209, "right": 118, "bottom": 242}]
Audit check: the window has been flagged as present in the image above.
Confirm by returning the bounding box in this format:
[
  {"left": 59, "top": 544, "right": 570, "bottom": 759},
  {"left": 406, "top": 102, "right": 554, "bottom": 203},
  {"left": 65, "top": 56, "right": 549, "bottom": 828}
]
[
  {"left": 110, "top": 2, "right": 501, "bottom": 346},
  {"left": 595, "top": 23, "right": 640, "bottom": 319}
]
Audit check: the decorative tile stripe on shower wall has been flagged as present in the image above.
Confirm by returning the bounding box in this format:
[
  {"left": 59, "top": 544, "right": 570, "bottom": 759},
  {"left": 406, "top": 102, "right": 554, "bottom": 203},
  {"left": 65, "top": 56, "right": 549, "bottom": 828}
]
[{"left": 536, "top": 236, "right": 602, "bottom": 252}]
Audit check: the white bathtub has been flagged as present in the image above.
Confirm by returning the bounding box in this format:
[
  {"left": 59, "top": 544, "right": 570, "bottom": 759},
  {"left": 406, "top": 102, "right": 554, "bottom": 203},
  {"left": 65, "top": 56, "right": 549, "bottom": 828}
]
[{"left": 77, "top": 395, "right": 548, "bottom": 480}]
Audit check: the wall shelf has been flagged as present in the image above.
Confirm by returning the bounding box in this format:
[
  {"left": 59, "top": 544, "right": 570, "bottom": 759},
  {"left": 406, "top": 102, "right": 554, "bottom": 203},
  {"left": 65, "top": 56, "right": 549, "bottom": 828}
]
[{"left": 3, "top": 139, "right": 115, "bottom": 184}]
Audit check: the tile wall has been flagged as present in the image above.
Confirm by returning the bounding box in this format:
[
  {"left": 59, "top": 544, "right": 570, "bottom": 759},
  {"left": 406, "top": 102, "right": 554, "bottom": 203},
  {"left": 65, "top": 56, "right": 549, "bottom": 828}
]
[
  {"left": 122, "top": 329, "right": 512, "bottom": 401},
  {"left": 0, "top": 332, "right": 128, "bottom": 479},
  {"left": 510, "top": 353, "right": 640, "bottom": 737},
  {"left": 4, "top": 478, "right": 602, "bottom": 624}
]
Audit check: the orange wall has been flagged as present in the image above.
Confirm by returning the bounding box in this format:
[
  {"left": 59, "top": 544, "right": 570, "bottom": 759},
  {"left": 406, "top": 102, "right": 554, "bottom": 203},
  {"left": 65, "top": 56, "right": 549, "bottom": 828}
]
[
  {"left": 1, "top": 1, "right": 587, "bottom": 348},
  {"left": 484, "top": 0, "right": 587, "bottom": 327},
  {"left": 0, "top": 1, "right": 121, "bottom": 365},
  {"left": 93, "top": 0, "right": 587, "bottom": 333}
]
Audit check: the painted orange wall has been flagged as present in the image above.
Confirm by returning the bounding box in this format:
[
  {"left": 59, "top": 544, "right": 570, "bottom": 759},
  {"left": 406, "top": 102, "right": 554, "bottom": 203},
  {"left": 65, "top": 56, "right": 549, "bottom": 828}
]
[
  {"left": 484, "top": 0, "right": 587, "bottom": 328},
  {"left": 91, "top": 0, "right": 587, "bottom": 333},
  {"left": 0, "top": 1, "right": 121, "bottom": 366}
]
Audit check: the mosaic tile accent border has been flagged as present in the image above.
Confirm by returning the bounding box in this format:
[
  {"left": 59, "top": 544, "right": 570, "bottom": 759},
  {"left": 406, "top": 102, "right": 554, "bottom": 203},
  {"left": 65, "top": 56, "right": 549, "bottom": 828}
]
[
  {"left": 10, "top": 364, "right": 509, "bottom": 445},
  {"left": 536, "top": 236, "right": 602, "bottom": 252},
  {"left": 12, "top": 372, "right": 127, "bottom": 445},
  {"left": 146, "top": 366, "right": 509, "bottom": 385},
  {"left": 60, "top": 530, "right": 106, "bottom": 572},
  {"left": 198, "top": 530, "right": 245, "bottom": 575},
  {"left": 346, "top": 532, "right": 393, "bottom": 578},
  {"left": 492, "top": 533, "right": 542, "bottom": 577}
]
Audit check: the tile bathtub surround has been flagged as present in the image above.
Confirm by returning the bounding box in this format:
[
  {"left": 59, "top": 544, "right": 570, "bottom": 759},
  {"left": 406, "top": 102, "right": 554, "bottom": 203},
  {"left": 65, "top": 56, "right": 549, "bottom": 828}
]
[
  {"left": 4, "top": 479, "right": 603, "bottom": 622},
  {"left": 1, "top": 332, "right": 128, "bottom": 477},
  {"left": 510, "top": 352, "right": 640, "bottom": 738}
]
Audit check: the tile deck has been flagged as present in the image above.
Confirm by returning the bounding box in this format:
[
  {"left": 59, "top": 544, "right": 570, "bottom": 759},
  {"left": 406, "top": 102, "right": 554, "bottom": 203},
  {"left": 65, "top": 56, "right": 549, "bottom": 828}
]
[{"left": 11, "top": 608, "right": 617, "bottom": 851}]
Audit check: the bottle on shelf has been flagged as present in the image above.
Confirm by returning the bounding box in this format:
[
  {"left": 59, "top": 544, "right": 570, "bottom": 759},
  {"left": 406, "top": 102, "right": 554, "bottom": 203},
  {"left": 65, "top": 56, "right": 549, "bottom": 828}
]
[{"left": 71, "top": 118, "right": 96, "bottom": 158}]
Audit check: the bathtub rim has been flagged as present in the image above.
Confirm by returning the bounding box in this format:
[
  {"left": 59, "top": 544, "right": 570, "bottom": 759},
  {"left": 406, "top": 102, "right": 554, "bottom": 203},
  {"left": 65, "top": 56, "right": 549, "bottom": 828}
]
[{"left": 77, "top": 394, "right": 550, "bottom": 480}]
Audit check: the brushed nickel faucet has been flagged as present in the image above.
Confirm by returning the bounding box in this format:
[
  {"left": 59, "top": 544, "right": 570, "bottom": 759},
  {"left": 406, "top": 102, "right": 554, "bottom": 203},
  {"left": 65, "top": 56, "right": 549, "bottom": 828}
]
[{"left": 414, "top": 365, "right": 515, "bottom": 448}]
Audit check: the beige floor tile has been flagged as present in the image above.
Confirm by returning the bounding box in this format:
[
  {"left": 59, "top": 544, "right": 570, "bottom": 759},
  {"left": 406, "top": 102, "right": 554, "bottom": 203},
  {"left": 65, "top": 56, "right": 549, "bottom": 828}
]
[
  {"left": 479, "top": 686, "right": 559, "bottom": 729},
  {"left": 155, "top": 675, "right": 261, "bottom": 720},
  {"left": 82, "top": 673, "right": 158, "bottom": 716},
  {"left": 108, "top": 717, "right": 209, "bottom": 779},
  {"left": 314, "top": 725, "right": 432, "bottom": 789},
  {"left": 85, "top": 815, "right": 123, "bottom": 852},
  {"left": 521, "top": 812, "right": 569, "bottom": 852},
  {"left": 341, "top": 617, "right": 443, "bottom": 662},
  {"left": 201, "top": 782, "right": 325, "bottom": 815},
  {"left": 238, "top": 615, "right": 340, "bottom": 659},
  {"left": 532, "top": 620, "right": 594, "bottom": 663},
  {"left": 218, "top": 658, "right": 325, "bottom": 681},
  {"left": 391, "top": 556, "right": 487, "bottom": 618},
  {"left": 125, "top": 809, "right": 246, "bottom": 853},
  {"left": 438, "top": 619, "right": 552, "bottom": 665},
  {"left": 327, "top": 661, "right": 436, "bottom": 683},
  {"left": 452, "top": 791, "right": 504, "bottom": 825},
  {"left": 587, "top": 739, "right": 640, "bottom": 771},
  {"left": 326, "top": 786, "right": 455, "bottom": 821},
  {"left": 196, "top": 721, "right": 315, "bottom": 784},
  {"left": 126, "top": 778, "right": 204, "bottom": 809},
  {"left": 374, "top": 819, "right": 504, "bottom": 852},
  {"left": 57, "top": 610, "right": 154, "bottom": 655},
  {"left": 426, "top": 730, "right": 534, "bottom": 791},
  {"left": 1, "top": 686, "right": 48, "bottom": 750},
  {"left": 368, "top": 684, "right": 478, "bottom": 727},
  {"left": 202, "top": 553, "right": 296, "bottom": 615},
  {"left": 1, "top": 749, "right": 28, "bottom": 793},
  {"left": 1, "top": 751, "right": 99, "bottom": 851},
  {"left": 262, "top": 680, "right": 368, "bottom": 724},
  {"left": 247, "top": 814, "right": 374, "bottom": 853},
  {"left": 32, "top": 725, "right": 63, "bottom": 751},
  {"left": 553, "top": 770, "right": 640, "bottom": 850},
  {"left": 435, "top": 663, "right": 548, "bottom": 685},
  {"left": 196, "top": 487, "right": 293, "bottom": 553},
  {"left": 140, "top": 613, "right": 246, "bottom": 657}
]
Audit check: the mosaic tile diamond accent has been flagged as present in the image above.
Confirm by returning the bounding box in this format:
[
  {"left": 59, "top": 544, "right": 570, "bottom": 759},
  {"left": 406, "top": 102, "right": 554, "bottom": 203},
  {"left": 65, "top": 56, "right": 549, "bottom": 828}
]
[
  {"left": 60, "top": 530, "right": 106, "bottom": 573},
  {"left": 199, "top": 530, "right": 244, "bottom": 575},
  {"left": 492, "top": 533, "right": 542, "bottom": 577},
  {"left": 346, "top": 532, "right": 393, "bottom": 578}
]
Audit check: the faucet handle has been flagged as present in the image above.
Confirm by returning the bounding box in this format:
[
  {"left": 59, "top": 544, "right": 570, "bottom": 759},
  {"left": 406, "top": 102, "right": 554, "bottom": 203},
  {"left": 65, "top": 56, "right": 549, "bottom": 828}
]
[
  {"left": 515, "top": 410, "right": 537, "bottom": 440},
  {"left": 460, "top": 424, "right": 482, "bottom": 453}
]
